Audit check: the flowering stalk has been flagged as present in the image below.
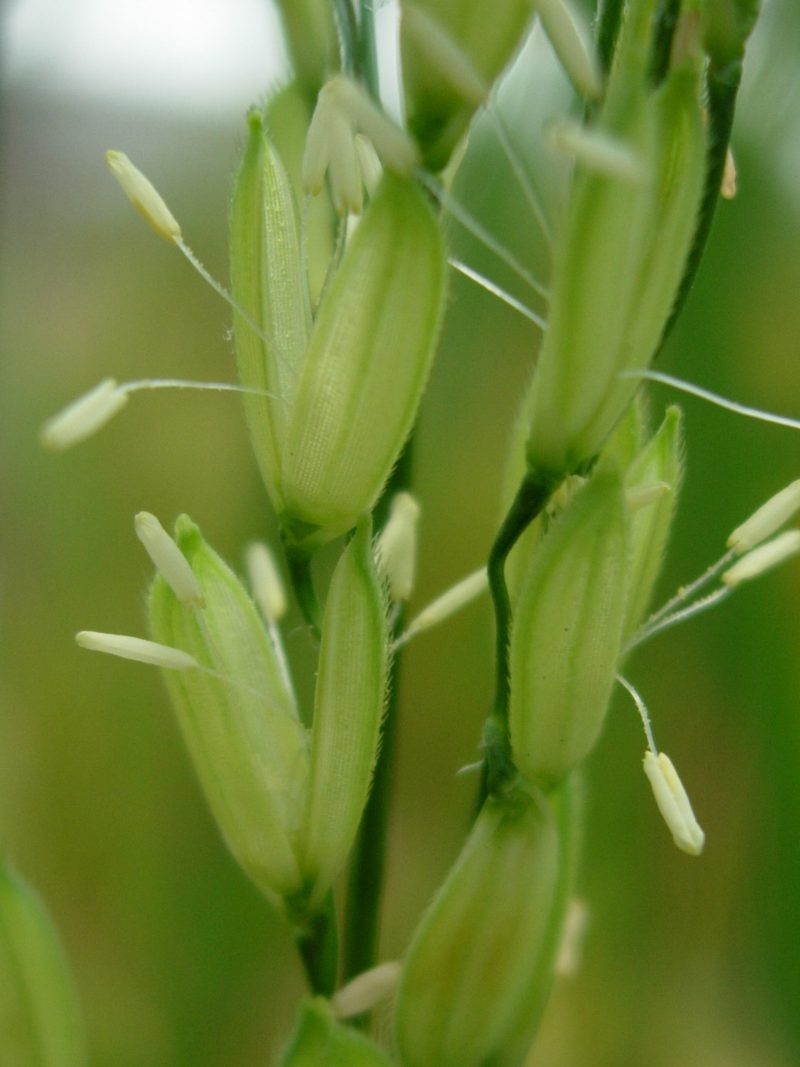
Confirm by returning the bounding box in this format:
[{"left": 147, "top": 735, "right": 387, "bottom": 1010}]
[
  {"left": 35, "top": 0, "right": 790, "bottom": 1062},
  {"left": 343, "top": 462, "right": 414, "bottom": 986},
  {"left": 482, "top": 472, "right": 555, "bottom": 799}
]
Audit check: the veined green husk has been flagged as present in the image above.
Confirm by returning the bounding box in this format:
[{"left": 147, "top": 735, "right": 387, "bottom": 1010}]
[
  {"left": 232, "top": 113, "right": 446, "bottom": 540},
  {"left": 584, "top": 65, "right": 707, "bottom": 457},
  {"left": 623, "top": 405, "right": 684, "bottom": 636},
  {"left": 394, "top": 788, "right": 559, "bottom": 1067},
  {"left": 300, "top": 520, "right": 389, "bottom": 909},
  {"left": 230, "top": 111, "right": 311, "bottom": 516},
  {"left": 496, "top": 776, "right": 583, "bottom": 1066},
  {"left": 280, "top": 173, "right": 446, "bottom": 537},
  {"left": 0, "top": 862, "right": 86, "bottom": 1067},
  {"left": 509, "top": 466, "right": 629, "bottom": 791},
  {"left": 601, "top": 393, "right": 648, "bottom": 471},
  {"left": 148, "top": 516, "right": 389, "bottom": 915},
  {"left": 524, "top": 6, "right": 706, "bottom": 480},
  {"left": 149, "top": 515, "right": 309, "bottom": 905},
  {"left": 279, "top": 997, "right": 392, "bottom": 1066}
]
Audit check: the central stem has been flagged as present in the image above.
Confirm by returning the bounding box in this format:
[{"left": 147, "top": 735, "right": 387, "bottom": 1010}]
[
  {"left": 357, "top": 0, "right": 380, "bottom": 101},
  {"left": 659, "top": 57, "right": 744, "bottom": 350},
  {"left": 483, "top": 472, "right": 552, "bottom": 798},
  {"left": 283, "top": 539, "right": 322, "bottom": 641},
  {"left": 331, "top": 0, "right": 359, "bottom": 77},
  {"left": 294, "top": 892, "right": 339, "bottom": 996},
  {"left": 340, "top": 0, "right": 413, "bottom": 992},
  {"left": 343, "top": 443, "right": 413, "bottom": 991}
]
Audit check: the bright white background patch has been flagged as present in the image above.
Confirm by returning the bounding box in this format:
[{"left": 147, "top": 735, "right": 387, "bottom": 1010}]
[{"left": 4, "top": 0, "right": 288, "bottom": 111}]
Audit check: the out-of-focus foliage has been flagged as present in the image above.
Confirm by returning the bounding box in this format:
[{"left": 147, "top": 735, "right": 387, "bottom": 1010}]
[{"left": 1, "top": 2, "right": 800, "bottom": 1064}]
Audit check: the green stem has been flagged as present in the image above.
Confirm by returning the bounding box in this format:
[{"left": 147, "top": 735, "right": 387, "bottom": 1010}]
[
  {"left": 595, "top": 0, "right": 626, "bottom": 75},
  {"left": 482, "top": 473, "right": 552, "bottom": 798},
  {"left": 659, "top": 56, "right": 743, "bottom": 347},
  {"left": 358, "top": 0, "right": 380, "bottom": 101},
  {"left": 343, "top": 610, "right": 405, "bottom": 989},
  {"left": 283, "top": 539, "right": 322, "bottom": 641},
  {"left": 332, "top": 0, "right": 379, "bottom": 97},
  {"left": 331, "top": 0, "right": 359, "bottom": 76},
  {"left": 648, "top": 0, "right": 681, "bottom": 85},
  {"left": 305, "top": 1, "right": 410, "bottom": 993},
  {"left": 342, "top": 444, "right": 414, "bottom": 992},
  {"left": 294, "top": 892, "right": 339, "bottom": 996}
]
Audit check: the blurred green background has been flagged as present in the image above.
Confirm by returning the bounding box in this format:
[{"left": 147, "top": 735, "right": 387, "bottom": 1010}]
[{"left": 2, "top": 2, "right": 799, "bottom": 1064}]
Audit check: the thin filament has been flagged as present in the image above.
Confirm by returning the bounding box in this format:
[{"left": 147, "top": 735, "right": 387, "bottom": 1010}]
[
  {"left": 624, "top": 369, "right": 800, "bottom": 431},
  {"left": 634, "top": 546, "right": 737, "bottom": 638},
  {"left": 314, "top": 210, "right": 350, "bottom": 311},
  {"left": 489, "top": 105, "right": 554, "bottom": 246},
  {"left": 449, "top": 258, "right": 547, "bottom": 330},
  {"left": 416, "top": 169, "right": 550, "bottom": 301},
  {"left": 175, "top": 239, "right": 276, "bottom": 350},
  {"left": 392, "top": 567, "right": 488, "bottom": 652},
  {"left": 123, "top": 378, "right": 278, "bottom": 400},
  {"left": 267, "top": 618, "right": 297, "bottom": 705},
  {"left": 625, "top": 586, "right": 733, "bottom": 655},
  {"left": 616, "top": 674, "right": 658, "bottom": 753}
]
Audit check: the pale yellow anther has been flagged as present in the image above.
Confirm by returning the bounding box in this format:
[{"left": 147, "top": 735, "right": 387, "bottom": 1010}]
[
  {"left": 76, "top": 631, "right": 198, "bottom": 671},
  {"left": 376, "top": 492, "right": 421, "bottom": 602},
  {"left": 40, "top": 378, "right": 128, "bottom": 451},
  {"left": 302, "top": 93, "right": 336, "bottom": 197},
  {"left": 727, "top": 479, "right": 800, "bottom": 552},
  {"left": 722, "top": 530, "right": 800, "bottom": 587},
  {"left": 326, "top": 106, "right": 363, "bottom": 214},
  {"left": 329, "top": 77, "right": 417, "bottom": 175},
  {"left": 245, "top": 542, "right": 287, "bottom": 622},
  {"left": 355, "top": 134, "right": 383, "bottom": 199},
  {"left": 331, "top": 961, "right": 402, "bottom": 1019},
  {"left": 721, "top": 147, "right": 737, "bottom": 199},
  {"left": 555, "top": 898, "right": 590, "bottom": 977},
  {"left": 135, "top": 512, "right": 205, "bottom": 608},
  {"left": 303, "top": 76, "right": 417, "bottom": 214},
  {"left": 106, "top": 150, "right": 182, "bottom": 242},
  {"left": 643, "top": 750, "right": 705, "bottom": 856},
  {"left": 397, "top": 567, "right": 488, "bottom": 648}
]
